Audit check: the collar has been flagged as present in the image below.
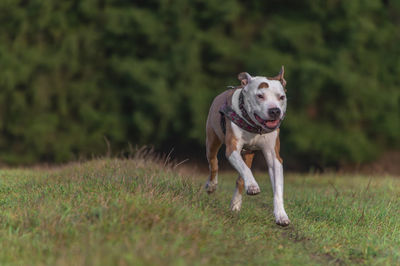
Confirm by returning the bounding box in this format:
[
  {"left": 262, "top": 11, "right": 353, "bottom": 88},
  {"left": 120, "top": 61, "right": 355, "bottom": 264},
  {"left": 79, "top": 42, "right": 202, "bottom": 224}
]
[
  {"left": 238, "top": 91, "right": 269, "bottom": 134},
  {"left": 220, "top": 88, "right": 273, "bottom": 135}
]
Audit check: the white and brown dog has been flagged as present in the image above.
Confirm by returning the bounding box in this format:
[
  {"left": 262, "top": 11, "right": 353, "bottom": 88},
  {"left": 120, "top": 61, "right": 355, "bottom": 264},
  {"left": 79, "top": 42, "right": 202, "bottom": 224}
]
[{"left": 205, "top": 66, "right": 290, "bottom": 226}]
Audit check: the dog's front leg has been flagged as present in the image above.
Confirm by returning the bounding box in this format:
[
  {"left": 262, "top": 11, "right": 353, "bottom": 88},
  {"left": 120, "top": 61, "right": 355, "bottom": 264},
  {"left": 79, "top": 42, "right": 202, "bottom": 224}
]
[
  {"left": 263, "top": 150, "right": 290, "bottom": 226},
  {"left": 225, "top": 129, "right": 260, "bottom": 196},
  {"left": 227, "top": 150, "right": 260, "bottom": 196},
  {"left": 225, "top": 122, "right": 260, "bottom": 195},
  {"left": 272, "top": 158, "right": 290, "bottom": 226}
]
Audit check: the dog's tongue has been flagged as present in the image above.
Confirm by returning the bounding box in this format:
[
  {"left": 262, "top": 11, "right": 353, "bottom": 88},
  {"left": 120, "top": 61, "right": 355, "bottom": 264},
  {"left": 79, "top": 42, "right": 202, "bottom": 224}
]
[{"left": 266, "top": 120, "right": 279, "bottom": 128}]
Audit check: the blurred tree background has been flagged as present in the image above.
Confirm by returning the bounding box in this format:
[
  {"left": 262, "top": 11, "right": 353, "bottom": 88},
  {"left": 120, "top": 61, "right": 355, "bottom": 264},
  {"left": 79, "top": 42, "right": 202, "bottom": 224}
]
[{"left": 0, "top": 0, "right": 399, "bottom": 168}]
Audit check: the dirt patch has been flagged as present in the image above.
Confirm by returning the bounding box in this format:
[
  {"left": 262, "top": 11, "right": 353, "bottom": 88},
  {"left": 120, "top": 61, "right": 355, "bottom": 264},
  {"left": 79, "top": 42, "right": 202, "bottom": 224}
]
[
  {"left": 310, "top": 253, "right": 346, "bottom": 265},
  {"left": 281, "top": 226, "right": 347, "bottom": 265},
  {"left": 281, "top": 226, "right": 311, "bottom": 243}
]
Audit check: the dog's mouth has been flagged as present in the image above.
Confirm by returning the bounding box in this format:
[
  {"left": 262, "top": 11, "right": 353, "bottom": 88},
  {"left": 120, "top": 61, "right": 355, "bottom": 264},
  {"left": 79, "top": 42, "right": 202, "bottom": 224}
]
[{"left": 254, "top": 113, "right": 281, "bottom": 129}]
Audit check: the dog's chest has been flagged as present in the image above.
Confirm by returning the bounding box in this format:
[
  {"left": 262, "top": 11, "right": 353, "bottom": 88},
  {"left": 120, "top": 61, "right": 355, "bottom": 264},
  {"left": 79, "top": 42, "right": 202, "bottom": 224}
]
[{"left": 231, "top": 123, "right": 277, "bottom": 151}]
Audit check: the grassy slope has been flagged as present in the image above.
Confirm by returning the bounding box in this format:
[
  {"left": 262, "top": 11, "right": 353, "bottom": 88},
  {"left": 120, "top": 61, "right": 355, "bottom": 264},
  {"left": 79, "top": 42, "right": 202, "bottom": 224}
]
[{"left": 0, "top": 158, "right": 399, "bottom": 265}]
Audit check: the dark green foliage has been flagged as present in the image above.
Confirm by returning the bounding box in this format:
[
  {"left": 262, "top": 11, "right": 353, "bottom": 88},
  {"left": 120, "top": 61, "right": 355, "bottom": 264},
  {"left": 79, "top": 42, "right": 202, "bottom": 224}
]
[{"left": 0, "top": 0, "right": 399, "bottom": 165}]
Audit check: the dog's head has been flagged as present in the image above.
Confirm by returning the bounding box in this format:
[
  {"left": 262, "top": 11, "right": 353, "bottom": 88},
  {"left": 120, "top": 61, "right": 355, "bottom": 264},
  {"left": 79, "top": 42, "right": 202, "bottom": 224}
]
[{"left": 238, "top": 66, "right": 287, "bottom": 131}]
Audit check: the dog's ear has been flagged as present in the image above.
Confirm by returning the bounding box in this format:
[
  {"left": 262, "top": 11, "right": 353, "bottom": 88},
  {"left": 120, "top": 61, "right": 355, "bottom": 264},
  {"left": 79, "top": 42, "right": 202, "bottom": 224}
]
[
  {"left": 238, "top": 72, "right": 252, "bottom": 86},
  {"left": 269, "top": 66, "right": 287, "bottom": 87}
]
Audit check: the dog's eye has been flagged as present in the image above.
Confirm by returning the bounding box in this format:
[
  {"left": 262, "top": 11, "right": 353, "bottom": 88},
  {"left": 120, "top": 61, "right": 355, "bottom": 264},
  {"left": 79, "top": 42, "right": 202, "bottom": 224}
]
[
  {"left": 279, "top": 95, "right": 285, "bottom": 101},
  {"left": 257, "top": 94, "right": 264, "bottom": 100}
]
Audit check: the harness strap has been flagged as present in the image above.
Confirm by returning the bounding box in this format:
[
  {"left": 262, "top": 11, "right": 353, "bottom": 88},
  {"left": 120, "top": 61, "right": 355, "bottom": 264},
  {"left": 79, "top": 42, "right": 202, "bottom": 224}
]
[
  {"left": 220, "top": 104, "right": 266, "bottom": 134},
  {"left": 220, "top": 113, "right": 226, "bottom": 135}
]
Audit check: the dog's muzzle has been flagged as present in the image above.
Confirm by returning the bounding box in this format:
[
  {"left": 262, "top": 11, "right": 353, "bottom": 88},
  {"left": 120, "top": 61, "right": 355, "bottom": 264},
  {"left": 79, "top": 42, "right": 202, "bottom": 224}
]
[{"left": 254, "top": 113, "right": 282, "bottom": 130}]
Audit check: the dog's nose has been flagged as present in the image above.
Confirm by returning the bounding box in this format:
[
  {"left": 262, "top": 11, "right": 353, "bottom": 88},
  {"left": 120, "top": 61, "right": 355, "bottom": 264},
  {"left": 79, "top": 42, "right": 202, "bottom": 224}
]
[{"left": 268, "top": 108, "right": 281, "bottom": 119}]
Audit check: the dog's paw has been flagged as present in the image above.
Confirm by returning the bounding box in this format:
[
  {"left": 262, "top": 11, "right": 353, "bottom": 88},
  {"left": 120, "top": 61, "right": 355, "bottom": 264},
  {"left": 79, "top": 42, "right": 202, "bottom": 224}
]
[
  {"left": 205, "top": 181, "right": 218, "bottom": 194},
  {"left": 230, "top": 204, "right": 241, "bottom": 212},
  {"left": 230, "top": 199, "right": 242, "bottom": 212},
  {"left": 246, "top": 184, "right": 261, "bottom": 195},
  {"left": 275, "top": 213, "right": 291, "bottom": 227}
]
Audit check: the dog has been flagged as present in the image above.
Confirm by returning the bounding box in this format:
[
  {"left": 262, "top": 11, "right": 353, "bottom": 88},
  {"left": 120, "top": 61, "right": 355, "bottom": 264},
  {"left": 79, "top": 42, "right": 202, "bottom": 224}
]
[{"left": 205, "top": 66, "right": 290, "bottom": 226}]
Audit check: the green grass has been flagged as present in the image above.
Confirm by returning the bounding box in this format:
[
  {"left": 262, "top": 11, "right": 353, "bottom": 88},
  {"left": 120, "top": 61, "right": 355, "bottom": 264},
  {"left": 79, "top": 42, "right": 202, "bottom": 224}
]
[{"left": 0, "top": 157, "right": 399, "bottom": 265}]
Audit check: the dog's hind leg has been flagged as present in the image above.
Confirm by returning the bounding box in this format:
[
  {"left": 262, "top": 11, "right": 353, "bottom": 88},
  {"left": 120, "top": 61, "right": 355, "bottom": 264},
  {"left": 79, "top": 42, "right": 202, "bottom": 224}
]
[
  {"left": 230, "top": 150, "right": 254, "bottom": 211},
  {"left": 205, "top": 127, "right": 222, "bottom": 194}
]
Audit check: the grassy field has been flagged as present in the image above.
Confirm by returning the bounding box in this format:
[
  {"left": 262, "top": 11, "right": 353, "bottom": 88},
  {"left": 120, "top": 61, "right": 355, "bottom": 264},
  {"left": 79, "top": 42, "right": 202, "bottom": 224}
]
[{"left": 0, "top": 156, "right": 399, "bottom": 265}]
